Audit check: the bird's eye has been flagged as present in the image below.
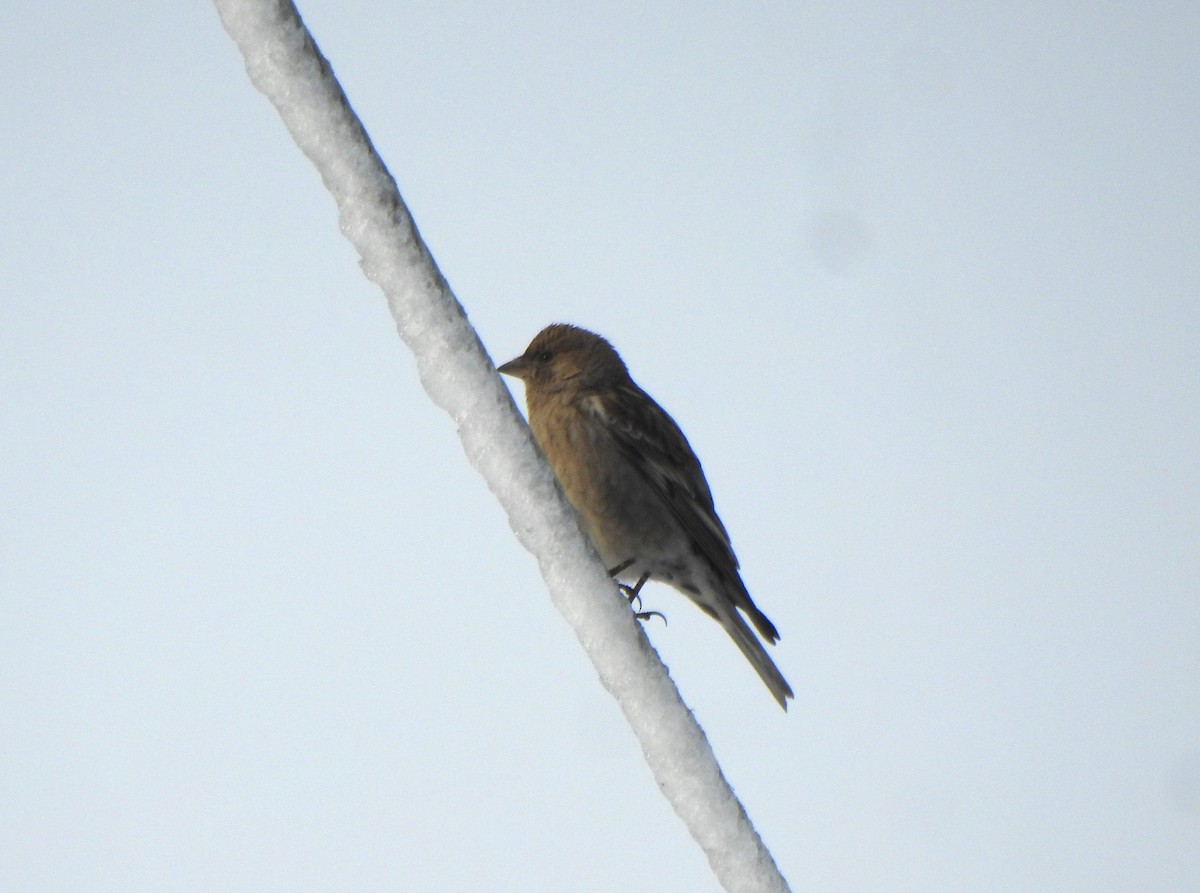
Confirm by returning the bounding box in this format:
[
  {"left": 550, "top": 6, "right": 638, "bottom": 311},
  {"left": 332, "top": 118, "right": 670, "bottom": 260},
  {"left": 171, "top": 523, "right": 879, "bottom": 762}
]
[{"left": 533, "top": 350, "right": 552, "bottom": 362}]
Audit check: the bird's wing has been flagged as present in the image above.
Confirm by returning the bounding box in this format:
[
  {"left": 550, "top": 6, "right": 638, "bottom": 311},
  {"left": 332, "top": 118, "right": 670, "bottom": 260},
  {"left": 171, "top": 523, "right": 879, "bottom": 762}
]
[{"left": 581, "top": 384, "right": 740, "bottom": 572}]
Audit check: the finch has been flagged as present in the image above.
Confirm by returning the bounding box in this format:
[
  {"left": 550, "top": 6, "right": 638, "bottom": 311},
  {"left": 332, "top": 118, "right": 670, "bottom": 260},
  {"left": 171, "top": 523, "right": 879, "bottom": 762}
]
[{"left": 498, "top": 324, "right": 793, "bottom": 710}]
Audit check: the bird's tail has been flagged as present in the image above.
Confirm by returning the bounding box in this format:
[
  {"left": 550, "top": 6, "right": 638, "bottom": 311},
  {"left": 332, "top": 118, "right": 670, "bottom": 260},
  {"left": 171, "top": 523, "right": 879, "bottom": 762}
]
[{"left": 718, "top": 604, "right": 794, "bottom": 710}]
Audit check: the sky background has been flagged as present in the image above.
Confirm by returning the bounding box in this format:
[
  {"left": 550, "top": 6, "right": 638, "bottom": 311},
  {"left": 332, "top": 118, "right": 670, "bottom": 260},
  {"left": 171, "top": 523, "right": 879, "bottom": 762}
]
[{"left": 3, "top": 2, "right": 1199, "bottom": 891}]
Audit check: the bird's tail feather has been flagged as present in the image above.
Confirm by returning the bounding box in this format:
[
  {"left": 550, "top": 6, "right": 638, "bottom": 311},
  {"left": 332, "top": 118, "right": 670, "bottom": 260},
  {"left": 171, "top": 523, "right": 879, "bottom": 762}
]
[{"left": 718, "top": 605, "right": 794, "bottom": 710}]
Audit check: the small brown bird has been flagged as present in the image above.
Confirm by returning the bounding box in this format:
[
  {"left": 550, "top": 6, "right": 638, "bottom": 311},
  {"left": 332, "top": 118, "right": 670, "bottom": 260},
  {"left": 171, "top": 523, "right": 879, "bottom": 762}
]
[{"left": 499, "top": 324, "right": 793, "bottom": 709}]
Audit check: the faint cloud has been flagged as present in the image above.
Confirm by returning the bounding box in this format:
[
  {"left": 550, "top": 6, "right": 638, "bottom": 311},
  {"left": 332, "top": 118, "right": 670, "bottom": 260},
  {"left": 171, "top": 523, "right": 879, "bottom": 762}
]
[
  {"left": 805, "top": 209, "right": 873, "bottom": 276},
  {"left": 1164, "top": 749, "right": 1200, "bottom": 820},
  {"left": 890, "top": 41, "right": 961, "bottom": 106},
  {"left": 886, "top": 767, "right": 968, "bottom": 835}
]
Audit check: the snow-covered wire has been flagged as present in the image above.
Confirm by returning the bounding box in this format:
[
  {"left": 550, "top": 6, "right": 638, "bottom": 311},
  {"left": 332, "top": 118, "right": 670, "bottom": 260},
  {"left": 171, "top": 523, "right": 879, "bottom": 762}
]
[{"left": 213, "top": 3, "right": 790, "bottom": 890}]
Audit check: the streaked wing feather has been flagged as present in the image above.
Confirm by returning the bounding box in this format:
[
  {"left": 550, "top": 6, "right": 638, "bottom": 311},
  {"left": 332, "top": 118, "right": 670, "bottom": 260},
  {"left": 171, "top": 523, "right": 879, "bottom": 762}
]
[{"left": 581, "top": 384, "right": 739, "bottom": 573}]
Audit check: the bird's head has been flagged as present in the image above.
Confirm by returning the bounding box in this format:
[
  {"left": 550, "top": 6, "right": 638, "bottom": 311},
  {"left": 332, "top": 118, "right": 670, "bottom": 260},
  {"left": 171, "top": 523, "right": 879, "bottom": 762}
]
[{"left": 498, "top": 324, "right": 628, "bottom": 393}]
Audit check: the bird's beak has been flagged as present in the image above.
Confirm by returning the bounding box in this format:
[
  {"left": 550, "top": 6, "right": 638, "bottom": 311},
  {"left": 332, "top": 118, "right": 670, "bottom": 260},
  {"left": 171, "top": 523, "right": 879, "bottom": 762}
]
[{"left": 497, "top": 355, "right": 530, "bottom": 379}]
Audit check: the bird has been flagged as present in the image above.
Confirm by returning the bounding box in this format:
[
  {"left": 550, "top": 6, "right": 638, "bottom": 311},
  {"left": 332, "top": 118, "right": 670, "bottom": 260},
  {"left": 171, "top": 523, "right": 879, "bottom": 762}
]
[{"left": 498, "top": 323, "right": 793, "bottom": 709}]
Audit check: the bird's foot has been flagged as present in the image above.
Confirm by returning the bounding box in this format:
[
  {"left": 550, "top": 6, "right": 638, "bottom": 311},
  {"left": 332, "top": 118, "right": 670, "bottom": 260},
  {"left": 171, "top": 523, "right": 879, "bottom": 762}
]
[
  {"left": 615, "top": 570, "right": 661, "bottom": 622},
  {"left": 616, "top": 570, "right": 650, "bottom": 611},
  {"left": 634, "top": 609, "right": 668, "bottom": 626},
  {"left": 607, "top": 559, "right": 635, "bottom": 577}
]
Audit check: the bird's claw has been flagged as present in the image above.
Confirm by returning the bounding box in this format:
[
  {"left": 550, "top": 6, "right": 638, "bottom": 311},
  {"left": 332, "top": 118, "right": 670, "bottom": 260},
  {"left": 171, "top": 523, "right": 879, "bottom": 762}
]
[{"left": 612, "top": 565, "right": 656, "bottom": 622}]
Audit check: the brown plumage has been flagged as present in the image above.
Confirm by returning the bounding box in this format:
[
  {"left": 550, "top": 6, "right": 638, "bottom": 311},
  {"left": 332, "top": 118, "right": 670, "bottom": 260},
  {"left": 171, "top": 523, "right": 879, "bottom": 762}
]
[{"left": 498, "top": 323, "right": 793, "bottom": 709}]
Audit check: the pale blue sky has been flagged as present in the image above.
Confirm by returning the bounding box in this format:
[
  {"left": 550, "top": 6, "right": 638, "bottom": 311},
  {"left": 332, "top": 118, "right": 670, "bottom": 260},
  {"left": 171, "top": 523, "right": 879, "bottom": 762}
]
[{"left": 3, "top": 3, "right": 1198, "bottom": 891}]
